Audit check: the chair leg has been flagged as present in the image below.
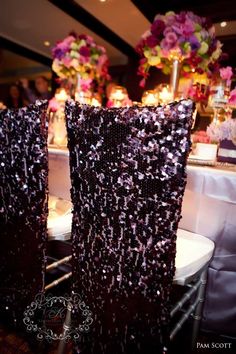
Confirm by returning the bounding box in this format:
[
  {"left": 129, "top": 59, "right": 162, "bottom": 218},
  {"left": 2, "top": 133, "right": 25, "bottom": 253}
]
[
  {"left": 191, "top": 268, "right": 208, "bottom": 349},
  {"left": 57, "top": 302, "right": 72, "bottom": 354}
]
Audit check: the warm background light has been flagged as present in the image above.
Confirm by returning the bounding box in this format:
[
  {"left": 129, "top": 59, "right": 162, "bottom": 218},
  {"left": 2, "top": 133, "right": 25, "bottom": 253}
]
[
  {"left": 220, "top": 21, "right": 227, "bottom": 27},
  {"left": 44, "top": 40, "right": 50, "bottom": 47}
]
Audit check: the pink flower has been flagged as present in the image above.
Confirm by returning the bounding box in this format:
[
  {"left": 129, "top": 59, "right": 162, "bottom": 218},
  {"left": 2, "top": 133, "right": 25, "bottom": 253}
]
[
  {"left": 97, "top": 54, "right": 108, "bottom": 70},
  {"left": 57, "top": 36, "right": 75, "bottom": 51},
  {"left": 48, "top": 98, "right": 60, "bottom": 112},
  {"left": 62, "top": 56, "right": 72, "bottom": 68},
  {"left": 79, "top": 55, "right": 90, "bottom": 64},
  {"left": 192, "top": 130, "right": 210, "bottom": 143},
  {"left": 106, "top": 99, "right": 114, "bottom": 108},
  {"left": 161, "top": 38, "right": 176, "bottom": 51},
  {"left": 163, "top": 27, "right": 173, "bottom": 36},
  {"left": 139, "top": 78, "right": 146, "bottom": 88},
  {"left": 165, "top": 31, "right": 178, "bottom": 44},
  {"left": 80, "top": 78, "right": 93, "bottom": 91},
  {"left": 184, "top": 19, "right": 195, "bottom": 34},
  {"left": 220, "top": 66, "right": 233, "bottom": 86},
  {"left": 165, "top": 14, "right": 176, "bottom": 26}
]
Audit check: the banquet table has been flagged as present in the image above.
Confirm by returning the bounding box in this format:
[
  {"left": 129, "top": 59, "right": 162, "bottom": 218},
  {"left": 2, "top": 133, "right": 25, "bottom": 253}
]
[
  {"left": 179, "top": 164, "right": 236, "bottom": 337},
  {"left": 48, "top": 147, "right": 236, "bottom": 337}
]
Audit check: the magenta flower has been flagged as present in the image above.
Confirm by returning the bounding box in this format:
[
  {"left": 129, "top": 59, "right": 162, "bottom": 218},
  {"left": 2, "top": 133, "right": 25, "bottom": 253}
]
[
  {"left": 78, "top": 34, "right": 87, "bottom": 40},
  {"left": 79, "top": 46, "right": 90, "bottom": 57},
  {"left": 139, "top": 78, "right": 146, "bottom": 88},
  {"left": 220, "top": 66, "right": 233, "bottom": 86},
  {"left": 229, "top": 88, "right": 236, "bottom": 105},
  {"left": 151, "top": 19, "right": 165, "bottom": 36},
  {"left": 146, "top": 35, "right": 158, "bottom": 48}
]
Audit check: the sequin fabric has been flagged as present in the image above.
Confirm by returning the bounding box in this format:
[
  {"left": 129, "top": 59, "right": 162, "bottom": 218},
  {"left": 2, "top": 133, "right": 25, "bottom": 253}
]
[
  {"left": 0, "top": 101, "right": 48, "bottom": 324},
  {"left": 65, "top": 100, "right": 194, "bottom": 354}
]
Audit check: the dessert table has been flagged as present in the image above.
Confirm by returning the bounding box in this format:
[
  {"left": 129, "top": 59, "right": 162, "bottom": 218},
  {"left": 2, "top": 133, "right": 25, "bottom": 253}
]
[{"left": 48, "top": 147, "right": 236, "bottom": 337}]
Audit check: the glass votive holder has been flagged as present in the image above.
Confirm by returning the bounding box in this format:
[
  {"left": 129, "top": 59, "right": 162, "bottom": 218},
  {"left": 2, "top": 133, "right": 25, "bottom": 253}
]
[
  {"left": 109, "top": 86, "right": 128, "bottom": 107},
  {"left": 141, "top": 90, "right": 158, "bottom": 106},
  {"left": 156, "top": 84, "right": 172, "bottom": 105}
]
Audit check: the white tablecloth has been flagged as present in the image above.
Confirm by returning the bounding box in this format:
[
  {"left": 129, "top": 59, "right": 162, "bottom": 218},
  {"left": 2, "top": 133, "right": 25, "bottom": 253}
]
[
  {"left": 180, "top": 165, "right": 236, "bottom": 336},
  {"left": 48, "top": 147, "right": 70, "bottom": 200}
]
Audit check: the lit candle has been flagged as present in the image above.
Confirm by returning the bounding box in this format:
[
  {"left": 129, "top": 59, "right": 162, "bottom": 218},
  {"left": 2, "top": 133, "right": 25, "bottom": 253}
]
[
  {"left": 109, "top": 86, "right": 128, "bottom": 107},
  {"left": 91, "top": 97, "right": 101, "bottom": 107},
  {"left": 111, "top": 89, "right": 125, "bottom": 101},
  {"left": 55, "top": 88, "right": 69, "bottom": 102},
  {"left": 142, "top": 90, "right": 158, "bottom": 106},
  {"left": 75, "top": 91, "right": 92, "bottom": 104},
  {"left": 158, "top": 86, "right": 172, "bottom": 104}
]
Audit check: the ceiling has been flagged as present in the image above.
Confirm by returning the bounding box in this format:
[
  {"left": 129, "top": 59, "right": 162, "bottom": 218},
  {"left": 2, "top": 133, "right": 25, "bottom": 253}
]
[
  {"left": 131, "top": 0, "right": 236, "bottom": 23},
  {"left": 0, "top": 49, "right": 50, "bottom": 84},
  {"left": 0, "top": 0, "right": 235, "bottom": 79}
]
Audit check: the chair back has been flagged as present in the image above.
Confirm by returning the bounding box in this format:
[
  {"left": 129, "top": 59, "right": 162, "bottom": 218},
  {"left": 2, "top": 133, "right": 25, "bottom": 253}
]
[
  {"left": 0, "top": 101, "right": 48, "bottom": 325},
  {"left": 65, "top": 100, "right": 194, "bottom": 353}
]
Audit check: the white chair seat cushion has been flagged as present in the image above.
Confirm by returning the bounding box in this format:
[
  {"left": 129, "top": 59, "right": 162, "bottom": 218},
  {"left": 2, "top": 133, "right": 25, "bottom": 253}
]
[
  {"left": 47, "top": 195, "right": 72, "bottom": 240},
  {"left": 174, "top": 229, "right": 215, "bottom": 284}
]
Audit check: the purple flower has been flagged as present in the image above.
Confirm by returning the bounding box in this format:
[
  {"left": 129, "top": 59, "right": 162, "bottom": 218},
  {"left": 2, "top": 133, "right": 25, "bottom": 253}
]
[
  {"left": 188, "top": 35, "right": 200, "bottom": 50},
  {"left": 79, "top": 46, "right": 90, "bottom": 57},
  {"left": 52, "top": 47, "right": 66, "bottom": 60}
]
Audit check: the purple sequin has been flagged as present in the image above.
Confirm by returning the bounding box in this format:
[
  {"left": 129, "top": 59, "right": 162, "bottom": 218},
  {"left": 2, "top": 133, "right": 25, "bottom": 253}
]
[
  {"left": 65, "top": 100, "right": 194, "bottom": 354},
  {"left": 0, "top": 101, "right": 48, "bottom": 324}
]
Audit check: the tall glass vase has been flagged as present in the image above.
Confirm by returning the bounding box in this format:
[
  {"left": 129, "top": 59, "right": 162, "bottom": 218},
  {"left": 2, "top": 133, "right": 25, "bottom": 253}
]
[
  {"left": 208, "top": 78, "right": 230, "bottom": 124},
  {"left": 170, "top": 59, "right": 181, "bottom": 101},
  {"left": 72, "top": 73, "right": 92, "bottom": 104},
  {"left": 67, "top": 73, "right": 82, "bottom": 99}
]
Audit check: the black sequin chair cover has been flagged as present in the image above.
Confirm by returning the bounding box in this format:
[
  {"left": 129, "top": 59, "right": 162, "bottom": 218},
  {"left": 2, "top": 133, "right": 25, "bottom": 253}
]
[
  {"left": 65, "top": 100, "right": 194, "bottom": 354},
  {"left": 0, "top": 101, "right": 48, "bottom": 324}
]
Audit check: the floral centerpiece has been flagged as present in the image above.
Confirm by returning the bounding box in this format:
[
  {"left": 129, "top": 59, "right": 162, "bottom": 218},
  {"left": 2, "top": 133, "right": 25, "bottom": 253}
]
[
  {"left": 207, "top": 120, "right": 236, "bottom": 143},
  {"left": 136, "top": 11, "right": 222, "bottom": 96},
  {"left": 52, "top": 33, "right": 110, "bottom": 94},
  {"left": 207, "top": 119, "right": 236, "bottom": 163}
]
